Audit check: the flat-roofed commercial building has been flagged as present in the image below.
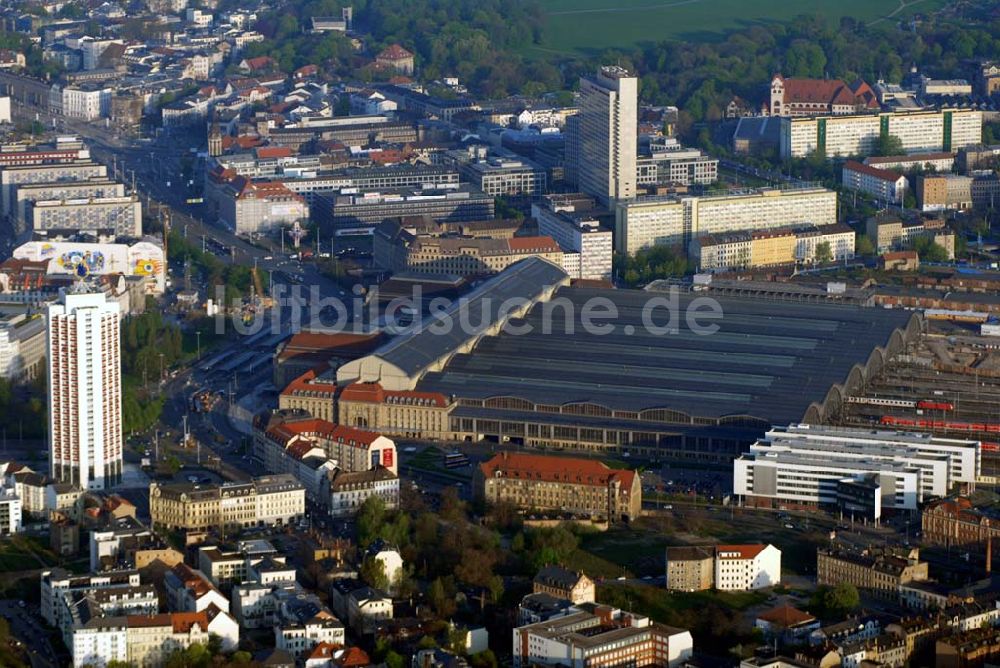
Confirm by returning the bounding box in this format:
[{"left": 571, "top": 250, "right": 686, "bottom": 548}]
[
  {"left": 475, "top": 451, "right": 641, "bottom": 522},
  {"left": 779, "top": 109, "right": 982, "bottom": 159},
  {"left": 149, "top": 475, "right": 305, "bottom": 532},
  {"left": 576, "top": 66, "right": 638, "bottom": 207},
  {"left": 316, "top": 186, "right": 495, "bottom": 235},
  {"left": 31, "top": 196, "right": 142, "bottom": 238},
  {"left": 513, "top": 603, "right": 693, "bottom": 668},
  {"left": 733, "top": 424, "right": 980, "bottom": 515},
  {"left": 461, "top": 158, "right": 546, "bottom": 198},
  {"left": 615, "top": 186, "right": 837, "bottom": 255}
]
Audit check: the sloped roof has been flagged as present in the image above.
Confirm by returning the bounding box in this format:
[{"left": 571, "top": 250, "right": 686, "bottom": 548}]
[{"left": 479, "top": 452, "right": 636, "bottom": 489}]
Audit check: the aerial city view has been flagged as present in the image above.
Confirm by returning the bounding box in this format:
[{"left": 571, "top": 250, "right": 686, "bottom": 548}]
[{"left": 4, "top": 0, "right": 1000, "bottom": 667}]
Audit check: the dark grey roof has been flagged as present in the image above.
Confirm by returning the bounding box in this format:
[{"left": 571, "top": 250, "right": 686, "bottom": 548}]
[
  {"left": 416, "top": 286, "right": 914, "bottom": 425},
  {"left": 534, "top": 565, "right": 585, "bottom": 590},
  {"left": 355, "top": 256, "right": 569, "bottom": 380}
]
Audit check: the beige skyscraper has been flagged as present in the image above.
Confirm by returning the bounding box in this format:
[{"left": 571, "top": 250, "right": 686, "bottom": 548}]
[
  {"left": 47, "top": 286, "right": 123, "bottom": 490},
  {"left": 577, "top": 66, "right": 638, "bottom": 207}
]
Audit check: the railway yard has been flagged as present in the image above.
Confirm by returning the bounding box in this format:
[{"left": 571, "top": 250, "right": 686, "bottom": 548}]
[{"left": 835, "top": 320, "right": 1000, "bottom": 479}]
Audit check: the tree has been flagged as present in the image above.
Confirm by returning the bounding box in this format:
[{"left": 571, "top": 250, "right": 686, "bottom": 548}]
[
  {"left": 814, "top": 241, "right": 833, "bottom": 264},
  {"left": 357, "top": 496, "right": 387, "bottom": 548},
  {"left": 428, "top": 576, "right": 457, "bottom": 618},
  {"left": 822, "top": 582, "right": 860, "bottom": 616},
  {"left": 856, "top": 234, "right": 875, "bottom": 257},
  {"left": 361, "top": 556, "right": 389, "bottom": 590},
  {"left": 875, "top": 133, "right": 905, "bottom": 157},
  {"left": 912, "top": 235, "right": 949, "bottom": 263}
]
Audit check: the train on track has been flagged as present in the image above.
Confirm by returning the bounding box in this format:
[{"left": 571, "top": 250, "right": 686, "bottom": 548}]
[{"left": 845, "top": 397, "right": 955, "bottom": 411}]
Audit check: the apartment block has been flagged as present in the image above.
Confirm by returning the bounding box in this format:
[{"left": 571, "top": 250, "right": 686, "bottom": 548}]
[
  {"left": 616, "top": 187, "right": 837, "bottom": 255},
  {"left": 328, "top": 465, "right": 399, "bottom": 518},
  {"left": 921, "top": 497, "right": 1000, "bottom": 550},
  {"left": 842, "top": 161, "right": 908, "bottom": 204},
  {"left": 0, "top": 308, "right": 45, "bottom": 380},
  {"left": 532, "top": 566, "right": 596, "bottom": 604},
  {"left": 0, "top": 162, "right": 108, "bottom": 217},
  {"left": 665, "top": 546, "right": 715, "bottom": 592},
  {"left": 14, "top": 180, "right": 125, "bottom": 228},
  {"left": 780, "top": 109, "right": 982, "bottom": 159},
  {"left": 817, "top": 547, "right": 928, "bottom": 598},
  {"left": 863, "top": 153, "right": 955, "bottom": 173},
  {"left": 576, "top": 66, "right": 638, "bottom": 206},
  {"left": 532, "top": 194, "right": 613, "bottom": 280},
  {"left": 866, "top": 215, "right": 955, "bottom": 258},
  {"left": 31, "top": 196, "right": 142, "bottom": 238},
  {"left": 691, "top": 223, "right": 855, "bottom": 271},
  {"left": 149, "top": 475, "right": 305, "bottom": 532}
]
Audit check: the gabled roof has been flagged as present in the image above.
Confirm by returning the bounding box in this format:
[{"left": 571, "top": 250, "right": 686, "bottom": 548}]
[
  {"left": 716, "top": 544, "right": 769, "bottom": 560},
  {"left": 338, "top": 382, "right": 449, "bottom": 407},
  {"left": 843, "top": 160, "right": 903, "bottom": 183},
  {"left": 534, "top": 565, "right": 587, "bottom": 590},
  {"left": 757, "top": 604, "right": 816, "bottom": 627},
  {"left": 378, "top": 44, "right": 413, "bottom": 61}
]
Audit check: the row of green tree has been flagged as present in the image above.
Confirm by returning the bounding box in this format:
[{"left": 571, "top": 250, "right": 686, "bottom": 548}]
[{"left": 167, "top": 230, "right": 262, "bottom": 305}]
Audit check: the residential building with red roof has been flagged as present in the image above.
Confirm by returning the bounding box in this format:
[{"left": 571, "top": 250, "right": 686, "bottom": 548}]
[
  {"left": 254, "top": 410, "right": 398, "bottom": 479},
  {"left": 842, "top": 160, "right": 909, "bottom": 204},
  {"left": 475, "top": 451, "right": 641, "bottom": 522},
  {"left": 375, "top": 44, "right": 415, "bottom": 75},
  {"left": 769, "top": 74, "right": 880, "bottom": 117},
  {"left": 715, "top": 544, "right": 782, "bottom": 591},
  {"left": 206, "top": 170, "right": 308, "bottom": 235}
]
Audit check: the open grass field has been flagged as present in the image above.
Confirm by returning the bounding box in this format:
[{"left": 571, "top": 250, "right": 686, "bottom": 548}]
[{"left": 535, "top": 0, "right": 953, "bottom": 55}]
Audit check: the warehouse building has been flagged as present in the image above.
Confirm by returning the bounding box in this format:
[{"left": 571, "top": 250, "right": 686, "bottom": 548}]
[
  {"left": 315, "top": 185, "right": 495, "bottom": 235},
  {"left": 333, "top": 258, "right": 919, "bottom": 461}
]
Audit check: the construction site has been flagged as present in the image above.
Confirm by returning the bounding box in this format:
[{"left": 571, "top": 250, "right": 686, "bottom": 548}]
[{"left": 834, "top": 317, "right": 1000, "bottom": 481}]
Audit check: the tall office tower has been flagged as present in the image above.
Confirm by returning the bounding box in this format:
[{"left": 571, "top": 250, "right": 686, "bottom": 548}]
[
  {"left": 47, "top": 286, "right": 123, "bottom": 490},
  {"left": 577, "top": 66, "right": 638, "bottom": 207}
]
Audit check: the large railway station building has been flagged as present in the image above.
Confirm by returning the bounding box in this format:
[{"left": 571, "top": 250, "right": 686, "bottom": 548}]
[{"left": 326, "top": 257, "right": 922, "bottom": 462}]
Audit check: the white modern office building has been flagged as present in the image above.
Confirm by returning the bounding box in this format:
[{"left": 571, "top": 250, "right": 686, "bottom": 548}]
[
  {"left": 733, "top": 424, "right": 980, "bottom": 515},
  {"left": 577, "top": 66, "right": 638, "bottom": 207},
  {"left": 532, "top": 196, "right": 613, "bottom": 280},
  {"left": 47, "top": 287, "right": 123, "bottom": 490}
]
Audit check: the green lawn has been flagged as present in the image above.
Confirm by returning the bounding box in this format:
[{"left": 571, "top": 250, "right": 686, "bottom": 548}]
[
  {"left": 535, "top": 0, "right": 953, "bottom": 54},
  {"left": 0, "top": 535, "right": 59, "bottom": 572}
]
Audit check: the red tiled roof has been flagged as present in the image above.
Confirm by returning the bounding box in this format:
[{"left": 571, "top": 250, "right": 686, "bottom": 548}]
[
  {"left": 337, "top": 646, "right": 371, "bottom": 667},
  {"left": 774, "top": 74, "right": 879, "bottom": 108},
  {"left": 338, "top": 382, "right": 449, "bottom": 408},
  {"left": 478, "top": 452, "right": 636, "bottom": 489},
  {"left": 281, "top": 368, "right": 338, "bottom": 398},
  {"left": 264, "top": 416, "right": 383, "bottom": 448},
  {"left": 243, "top": 56, "right": 276, "bottom": 71},
  {"left": 308, "top": 642, "right": 343, "bottom": 661},
  {"left": 883, "top": 250, "right": 919, "bottom": 261},
  {"left": 843, "top": 160, "right": 903, "bottom": 183},
  {"left": 255, "top": 146, "right": 294, "bottom": 159},
  {"left": 171, "top": 611, "right": 209, "bottom": 634},
  {"left": 866, "top": 152, "right": 953, "bottom": 165},
  {"left": 508, "top": 235, "right": 560, "bottom": 252},
  {"left": 126, "top": 613, "right": 172, "bottom": 628},
  {"left": 757, "top": 604, "right": 816, "bottom": 627},
  {"left": 378, "top": 44, "right": 413, "bottom": 61},
  {"left": 716, "top": 544, "right": 768, "bottom": 560},
  {"left": 277, "top": 331, "right": 381, "bottom": 362}
]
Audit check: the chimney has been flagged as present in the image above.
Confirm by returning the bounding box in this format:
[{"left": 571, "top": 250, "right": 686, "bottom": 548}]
[{"left": 987, "top": 536, "right": 992, "bottom": 574}]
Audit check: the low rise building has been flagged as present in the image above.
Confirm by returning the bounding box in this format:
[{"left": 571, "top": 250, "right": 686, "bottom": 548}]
[
  {"left": 328, "top": 466, "right": 399, "bottom": 518},
  {"left": 475, "top": 452, "right": 641, "bottom": 522},
  {"left": 461, "top": 158, "right": 546, "bottom": 199},
  {"left": 532, "top": 566, "right": 595, "bottom": 604},
  {"left": 922, "top": 497, "right": 1000, "bottom": 550},
  {"left": 816, "top": 547, "right": 928, "bottom": 598},
  {"left": 863, "top": 153, "right": 955, "bottom": 173},
  {"left": 866, "top": 215, "right": 955, "bottom": 258},
  {"left": 842, "top": 161, "right": 908, "bottom": 204},
  {"left": 692, "top": 223, "right": 855, "bottom": 271},
  {"left": 512, "top": 603, "right": 693, "bottom": 668},
  {"left": 336, "top": 382, "right": 454, "bottom": 441}
]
